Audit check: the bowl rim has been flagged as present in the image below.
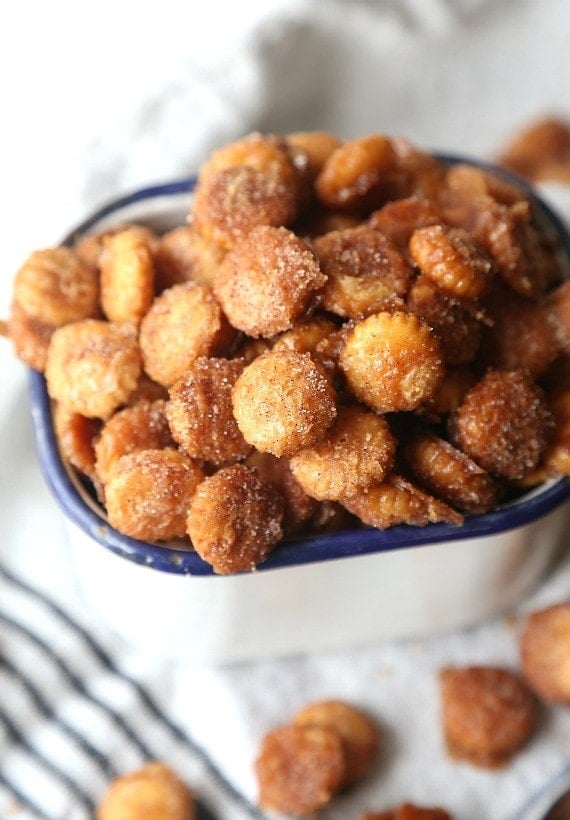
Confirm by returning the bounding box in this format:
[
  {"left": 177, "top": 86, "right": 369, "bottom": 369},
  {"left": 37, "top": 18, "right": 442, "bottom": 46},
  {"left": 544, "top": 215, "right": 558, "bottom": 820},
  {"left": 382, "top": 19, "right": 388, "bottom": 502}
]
[{"left": 27, "top": 157, "right": 570, "bottom": 577}]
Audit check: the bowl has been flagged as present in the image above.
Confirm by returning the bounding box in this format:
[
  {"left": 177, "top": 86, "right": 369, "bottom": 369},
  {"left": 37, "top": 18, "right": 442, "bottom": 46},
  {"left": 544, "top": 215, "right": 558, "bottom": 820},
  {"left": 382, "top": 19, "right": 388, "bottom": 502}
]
[{"left": 27, "top": 161, "right": 570, "bottom": 664}]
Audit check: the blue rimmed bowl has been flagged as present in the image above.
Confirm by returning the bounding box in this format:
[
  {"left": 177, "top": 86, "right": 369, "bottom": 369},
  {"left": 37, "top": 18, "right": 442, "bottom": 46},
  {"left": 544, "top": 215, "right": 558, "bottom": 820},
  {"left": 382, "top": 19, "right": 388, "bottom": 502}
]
[{"left": 27, "top": 162, "right": 570, "bottom": 663}]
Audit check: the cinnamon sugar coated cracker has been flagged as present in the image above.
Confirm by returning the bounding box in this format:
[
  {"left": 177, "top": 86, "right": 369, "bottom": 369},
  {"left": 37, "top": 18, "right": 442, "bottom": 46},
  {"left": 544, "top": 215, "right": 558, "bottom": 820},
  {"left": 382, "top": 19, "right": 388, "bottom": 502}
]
[
  {"left": 439, "top": 666, "right": 538, "bottom": 767},
  {"left": 5, "top": 128, "right": 570, "bottom": 574},
  {"left": 96, "top": 762, "right": 195, "bottom": 820}
]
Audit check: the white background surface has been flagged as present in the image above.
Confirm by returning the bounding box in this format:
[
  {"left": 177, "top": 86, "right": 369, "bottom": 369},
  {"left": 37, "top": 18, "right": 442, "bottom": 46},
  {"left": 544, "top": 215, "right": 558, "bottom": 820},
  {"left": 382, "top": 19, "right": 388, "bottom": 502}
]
[{"left": 2, "top": 1, "right": 570, "bottom": 818}]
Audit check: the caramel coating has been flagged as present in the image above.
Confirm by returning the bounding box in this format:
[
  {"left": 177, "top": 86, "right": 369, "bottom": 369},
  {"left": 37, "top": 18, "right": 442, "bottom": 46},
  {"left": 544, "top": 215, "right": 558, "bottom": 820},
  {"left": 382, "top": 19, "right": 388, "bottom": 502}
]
[
  {"left": 316, "top": 134, "right": 397, "bottom": 211},
  {"left": 214, "top": 225, "right": 326, "bottom": 338},
  {"left": 139, "top": 282, "right": 233, "bottom": 387},
  {"left": 167, "top": 357, "right": 252, "bottom": 466},
  {"left": 520, "top": 602, "right": 570, "bottom": 703},
  {"left": 192, "top": 165, "right": 299, "bottom": 249},
  {"left": 440, "top": 666, "right": 538, "bottom": 767},
  {"left": 361, "top": 805, "right": 452, "bottom": 820},
  {"left": 186, "top": 464, "right": 283, "bottom": 574},
  {"left": 339, "top": 311, "right": 444, "bottom": 413},
  {"left": 99, "top": 227, "right": 154, "bottom": 324},
  {"left": 452, "top": 370, "right": 553, "bottom": 480},
  {"left": 7, "top": 299, "right": 54, "bottom": 371},
  {"left": 245, "top": 451, "right": 317, "bottom": 534},
  {"left": 290, "top": 405, "right": 396, "bottom": 501},
  {"left": 315, "top": 225, "right": 413, "bottom": 318},
  {"left": 406, "top": 275, "right": 482, "bottom": 366},
  {"left": 255, "top": 724, "right": 345, "bottom": 815},
  {"left": 96, "top": 761, "right": 195, "bottom": 820},
  {"left": 403, "top": 431, "right": 498, "bottom": 514},
  {"left": 105, "top": 448, "right": 204, "bottom": 541},
  {"left": 154, "top": 225, "right": 226, "bottom": 291},
  {"left": 293, "top": 699, "right": 380, "bottom": 786},
  {"left": 94, "top": 399, "right": 174, "bottom": 486},
  {"left": 409, "top": 225, "right": 494, "bottom": 301},
  {"left": 45, "top": 320, "right": 141, "bottom": 419},
  {"left": 232, "top": 349, "right": 337, "bottom": 457},
  {"left": 13, "top": 247, "right": 100, "bottom": 328},
  {"left": 367, "top": 196, "right": 443, "bottom": 249},
  {"left": 342, "top": 474, "right": 463, "bottom": 528}
]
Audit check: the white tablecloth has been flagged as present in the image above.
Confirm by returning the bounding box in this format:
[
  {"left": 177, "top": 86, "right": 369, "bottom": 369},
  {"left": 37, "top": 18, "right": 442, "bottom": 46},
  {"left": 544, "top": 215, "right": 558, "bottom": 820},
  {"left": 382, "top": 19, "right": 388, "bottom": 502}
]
[{"left": 1, "top": 1, "right": 570, "bottom": 817}]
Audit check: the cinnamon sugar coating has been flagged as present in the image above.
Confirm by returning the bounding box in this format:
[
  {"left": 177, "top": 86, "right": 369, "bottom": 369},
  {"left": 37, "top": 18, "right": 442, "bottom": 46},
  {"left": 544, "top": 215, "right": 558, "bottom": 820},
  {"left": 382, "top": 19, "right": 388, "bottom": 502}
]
[
  {"left": 339, "top": 311, "right": 444, "bottom": 413},
  {"left": 7, "top": 299, "right": 54, "bottom": 372},
  {"left": 293, "top": 699, "right": 381, "bottom": 786},
  {"left": 154, "top": 225, "right": 225, "bottom": 291},
  {"left": 520, "top": 602, "right": 570, "bottom": 703},
  {"left": 406, "top": 274, "right": 482, "bottom": 365},
  {"left": 13, "top": 247, "right": 100, "bottom": 327},
  {"left": 100, "top": 227, "right": 154, "bottom": 325},
  {"left": 95, "top": 399, "right": 173, "bottom": 486},
  {"left": 214, "top": 225, "right": 325, "bottom": 338},
  {"left": 290, "top": 405, "right": 396, "bottom": 501},
  {"left": 186, "top": 464, "right": 283, "bottom": 574},
  {"left": 409, "top": 224, "right": 494, "bottom": 301},
  {"left": 167, "top": 357, "right": 252, "bottom": 466},
  {"left": 255, "top": 724, "right": 346, "bottom": 815},
  {"left": 315, "top": 225, "right": 413, "bottom": 318},
  {"left": 497, "top": 116, "right": 570, "bottom": 182},
  {"left": 96, "top": 761, "right": 195, "bottom": 820},
  {"left": 7, "top": 128, "right": 570, "bottom": 564},
  {"left": 452, "top": 369, "right": 553, "bottom": 480},
  {"left": 367, "top": 196, "right": 443, "bottom": 248},
  {"left": 439, "top": 666, "right": 538, "bottom": 767},
  {"left": 232, "top": 349, "right": 337, "bottom": 457},
  {"left": 402, "top": 431, "right": 498, "bottom": 514},
  {"left": 316, "top": 134, "right": 398, "bottom": 211},
  {"left": 45, "top": 319, "right": 141, "bottom": 419},
  {"left": 245, "top": 451, "right": 317, "bottom": 535},
  {"left": 105, "top": 448, "right": 204, "bottom": 541},
  {"left": 139, "top": 281, "right": 234, "bottom": 387},
  {"left": 342, "top": 474, "right": 463, "bottom": 529}
]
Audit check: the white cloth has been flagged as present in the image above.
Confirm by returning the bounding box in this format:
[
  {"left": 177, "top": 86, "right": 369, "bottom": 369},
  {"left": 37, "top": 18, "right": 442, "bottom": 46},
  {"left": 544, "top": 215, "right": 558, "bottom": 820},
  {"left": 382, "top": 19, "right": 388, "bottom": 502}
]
[{"left": 2, "top": 0, "right": 570, "bottom": 817}]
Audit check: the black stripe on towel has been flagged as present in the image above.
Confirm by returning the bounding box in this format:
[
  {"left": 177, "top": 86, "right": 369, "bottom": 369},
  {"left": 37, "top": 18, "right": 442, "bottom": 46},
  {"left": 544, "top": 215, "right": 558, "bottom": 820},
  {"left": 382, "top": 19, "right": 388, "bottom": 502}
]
[
  {"left": 0, "top": 770, "right": 51, "bottom": 820},
  {"left": 0, "top": 607, "right": 153, "bottom": 760},
  {"left": 0, "top": 564, "right": 267, "bottom": 820},
  {"left": 0, "top": 654, "right": 118, "bottom": 780},
  {"left": 0, "top": 702, "right": 95, "bottom": 814}
]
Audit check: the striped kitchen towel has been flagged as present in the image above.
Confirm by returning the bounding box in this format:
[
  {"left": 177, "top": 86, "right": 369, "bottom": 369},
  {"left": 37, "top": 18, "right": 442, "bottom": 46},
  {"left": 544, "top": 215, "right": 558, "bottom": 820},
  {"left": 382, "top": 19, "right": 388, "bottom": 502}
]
[{"left": 0, "top": 561, "right": 265, "bottom": 820}]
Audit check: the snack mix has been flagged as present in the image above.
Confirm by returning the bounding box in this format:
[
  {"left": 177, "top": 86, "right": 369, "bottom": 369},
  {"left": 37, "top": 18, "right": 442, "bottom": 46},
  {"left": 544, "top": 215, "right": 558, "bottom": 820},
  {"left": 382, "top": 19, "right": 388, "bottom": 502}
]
[{"left": 6, "top": 129, "right": 570, "bottom": 574}]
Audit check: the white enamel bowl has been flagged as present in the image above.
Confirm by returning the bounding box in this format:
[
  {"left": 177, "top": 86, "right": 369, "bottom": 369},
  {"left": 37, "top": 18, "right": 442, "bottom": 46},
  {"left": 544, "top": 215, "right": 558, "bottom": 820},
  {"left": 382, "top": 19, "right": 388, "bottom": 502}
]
[{"left": 27, "top": 165, "right": 570, "bottom": 664}]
